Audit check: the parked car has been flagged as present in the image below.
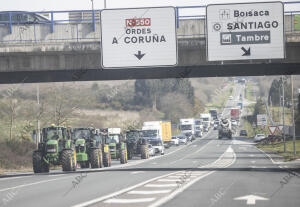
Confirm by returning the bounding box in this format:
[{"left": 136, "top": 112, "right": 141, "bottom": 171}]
[
  {"left": 239, "top": 130, "right": 248, "bottom": 136},
  {"left": 254, "top": 134, "right": 266, "bottom": 142},
  {"left": 148, "top": 144, "right": 155, "bottom": 156},
  {"left": 171, "top": 136, "right": 179, "bottom": 146},
  {"left": 178, "top": 135, "right": 187, "bottom": 145}
]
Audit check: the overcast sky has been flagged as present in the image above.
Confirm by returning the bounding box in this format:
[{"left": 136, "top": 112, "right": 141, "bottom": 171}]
[{"left": 1, "top": 0, "right": 299, "bottom": 11}]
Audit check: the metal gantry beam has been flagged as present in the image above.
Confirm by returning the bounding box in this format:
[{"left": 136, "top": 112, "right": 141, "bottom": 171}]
[{"left": 0, "top": 63, "right": 300, "bottom": 84}]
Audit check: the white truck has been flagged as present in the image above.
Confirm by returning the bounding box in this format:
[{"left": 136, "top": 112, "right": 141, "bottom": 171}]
[
  {"left": 194, "top": 119, "right": 203, "bottom": 137},
  {"left": 142, "top": 121, "right": 172, "bottom": 155},
  {"left": 179, "top": 119, "right": 196, "bottom": 140},
  {"left": 200, "top": 113, "right": 212, "bottom": 132}
]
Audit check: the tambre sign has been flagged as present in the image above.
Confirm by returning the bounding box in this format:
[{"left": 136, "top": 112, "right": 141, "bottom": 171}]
[{"left": 206, "top": 2, "right": 284, "bottom": 61}]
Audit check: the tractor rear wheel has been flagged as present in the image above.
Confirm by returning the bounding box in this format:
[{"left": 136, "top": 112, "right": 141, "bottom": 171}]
[
  {"left": 99, "top": 150, "right": 103, "bottom": 168},
  {"left": 62, "top": 149, "right": 74, "bottom": 172},
  {"left": 103, "top": 152, "right": 111, "bottom": 167},
  {"left": 141, "top": 145, "right": 149, "bottom": 159},
  {"left": 127, "top": 150, "right": 133, "bottom": 160},
  {"left": 33, "top": 151, "right": 49, "bottom": 173},
  {"left": 120, "top": 150, "right": 126, "bottom": 164},
  {"left": 90, "top": 148, "right": 101, "bottom": 168}
]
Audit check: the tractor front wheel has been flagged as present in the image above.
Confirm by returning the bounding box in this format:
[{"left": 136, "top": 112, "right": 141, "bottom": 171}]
[
  {"left": 90, "top": 148, "right": 101, "bottom": 168},
  {"left": 62, "top": 149, "right": 74, "bottom": 172},
  {"left": 33, "top": 151, "right": 49, "bottom": 173}
]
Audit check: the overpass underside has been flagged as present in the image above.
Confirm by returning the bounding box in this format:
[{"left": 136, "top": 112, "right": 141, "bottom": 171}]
[{"left": 0, "top": 19, "right": 300, "bottom": 83}]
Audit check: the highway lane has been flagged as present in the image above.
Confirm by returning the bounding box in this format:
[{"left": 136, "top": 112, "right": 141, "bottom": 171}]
[
  {"left": 0, "top": 130, "right": 231, "bottom": 207},
  {"left": 2, "top": 82, "right": 298, "bottom": 207},
  {"left": 163, "top": 137, "right": 300, "bottom": 207}
]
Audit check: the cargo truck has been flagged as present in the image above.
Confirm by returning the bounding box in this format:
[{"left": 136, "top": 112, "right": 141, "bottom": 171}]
[
  {"left": 142, "top": 121, "right": 172, "bottom": 155},
  {"left": 230, "top": 108, "right": 240, "bottom": 121},
  {"left": 200, "top": 113, "right": 212, "bottom": 132},
  {"left": 209, "top": 109, "right": 218, "bottom": 120},
  {"left": 194, "top": 119, "right": 203, "bottom": 137},
  {"left": 179, "top": 118, "right": 199, "bottom": 140}
]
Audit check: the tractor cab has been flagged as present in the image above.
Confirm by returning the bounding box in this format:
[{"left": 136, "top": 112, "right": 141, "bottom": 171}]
[
  {"left": 125, "top": 129, "right": 149, "bottom": 160},
  {"left": 71, "top": 127, "right": 105, "bottom": 168},
  {"left": 103, "top": 128, "right": 128, "bottom": 164}
]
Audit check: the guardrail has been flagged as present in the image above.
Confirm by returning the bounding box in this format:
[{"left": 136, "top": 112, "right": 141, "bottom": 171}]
[{"left": 0, "top": 1, "right": 300, "bottom": 43}]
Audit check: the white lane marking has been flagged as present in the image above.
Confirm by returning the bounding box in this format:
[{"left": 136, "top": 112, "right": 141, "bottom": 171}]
[
  {"left": 170, "top": 139, "right": 214, "bottom": 164},
  {"left": 145, "top": 184, "right": 177, "bottom": 188},
  {"left": 192, "top": 161, "right": 197, "bottom": 163},
  {"left": 250, "top": 161, "right": 256, "bottom": 164},
  {"left": 249, "top": 154, "right": 255, "bottom": 157},
  {"left": 157, "top": 179, "right": 182, "bottom": 182},
  {"left": 49, "top": 174, "right": 65, "bottom": 177},
  {"left": 130, "top": 171, "right": 145, "bottom": 175},
  {"left": 128, "top": 190, "right": 171, "bottom": 195},
  {"left": 0, "top": 176, "right": 32, "bottom": 181},
  {"left": 250, "top": 166, "right": 256, "bottom": 168},
  {"left": 71, "top": 172, "right": 179, "bottom": 207},
  {"left": 104, "top": 198, "right": 156, "bottom": 204},
  {"left": 0, "top": 176, "right": 72, "bottom": 192},
  {"left": 149, "top": 146, "right": 237, "bottom": 207},
  {"left": 234, "top": 194, "right": 269, "bottom": 205},
  {"left": 256, "top": 147, "right": 283, "bottom": 164}
]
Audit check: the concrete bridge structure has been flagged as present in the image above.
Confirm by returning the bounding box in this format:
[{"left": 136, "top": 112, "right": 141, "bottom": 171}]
[{"left": 0, "top": 8, "right": 300, "bottom": 83}]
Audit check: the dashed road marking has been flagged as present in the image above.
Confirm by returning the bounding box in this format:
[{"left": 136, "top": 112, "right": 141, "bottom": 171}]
[
  {"left": 145, "top": 184, "right": 177, "bottom": 188},
  {"left": 128, "top": 190, "right": 171, "bottom": 195},
  {"left": 130, "top": 171, "right": 145, "bottom": 175},
  {"left": 104, "top": 198, "right": 156, "bottom": 204}
]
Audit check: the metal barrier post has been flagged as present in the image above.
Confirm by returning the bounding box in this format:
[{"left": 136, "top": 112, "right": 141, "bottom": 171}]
[
  {"left": 8, "top": 12, "right": 12, "bottom": 34},
  {"left": 92, "top": 10, "right": 95, "bottom": 31},
  {"left": 51, "top": 12, "right": 54, "bottom": 33},
  {"left": 176, "top": 7, "right": 179, "bottom": 28}
]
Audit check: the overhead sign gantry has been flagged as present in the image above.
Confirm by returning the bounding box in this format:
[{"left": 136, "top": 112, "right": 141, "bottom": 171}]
[
  {"left": 100, "top": 7, "right": 178, "bottom": 69},
  {"left": 206, "top": 1, "right": 284, "bottom": 61}
]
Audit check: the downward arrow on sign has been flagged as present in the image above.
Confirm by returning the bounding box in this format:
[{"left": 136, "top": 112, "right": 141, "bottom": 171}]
[{"left": 134, "top": 51, "right": 145, "bottom": 60}]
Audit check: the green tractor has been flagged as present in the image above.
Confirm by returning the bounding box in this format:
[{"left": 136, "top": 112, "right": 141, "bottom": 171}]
[
  {"left": 72, "top": 127, "right": 106, "bottom": 169},
  {"left": 103, "top": 128, "right": 128, "bottom": 164},
  {"left": 32, "top": 125, "right": 76, "bottom": 173},
  {"left": 126, "top": 129, "right": 149, "bottom": 160}
]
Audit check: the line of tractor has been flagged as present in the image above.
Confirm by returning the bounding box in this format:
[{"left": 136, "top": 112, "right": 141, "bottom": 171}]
[{"left": 32, "top": 125, "right": 150, "bottom": 173}]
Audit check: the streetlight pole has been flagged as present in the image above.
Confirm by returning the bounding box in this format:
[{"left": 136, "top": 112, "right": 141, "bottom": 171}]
[
  {"left": 91, "top": 0, "right": 95, "bottom": 31},
  {"left": 104, "top": 0, "right": 107, "bottom": 9},
  {"left": 282, "top": 76, "right": 286, "bottom": 152},
  {"left": 36, "top": 84, "right": 41, "bottom": 148},
  {"left": 291, "top": 75, "right": 296, "bottom": 157}
]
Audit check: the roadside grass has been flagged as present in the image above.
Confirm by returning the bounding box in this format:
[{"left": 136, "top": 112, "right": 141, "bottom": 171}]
[
  {"left": 257, "top": 140, "right": 300, "bottom": 161},
  {"left": 270, "top": 106, "right": 292, "bottom": 125}
]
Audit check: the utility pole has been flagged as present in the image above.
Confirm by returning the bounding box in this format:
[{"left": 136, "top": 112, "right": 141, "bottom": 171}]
[
  {"left": 282, "top": 76, "right": 286, "bottom": 152},
  {"left": 36, "top": 84, "right": 41, "bottom": 148},
  {"left": 290, "top": 75, "right": 296, "bottom": 157}
]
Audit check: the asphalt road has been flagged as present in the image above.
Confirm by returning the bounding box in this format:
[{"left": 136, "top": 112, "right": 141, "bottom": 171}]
[{"left": 0, "top": 82, "right": 299, "bottom": 207}]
